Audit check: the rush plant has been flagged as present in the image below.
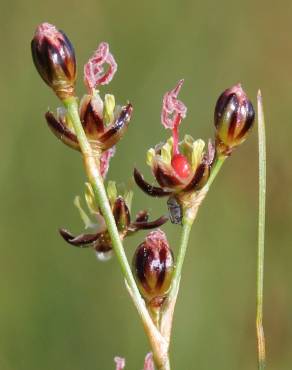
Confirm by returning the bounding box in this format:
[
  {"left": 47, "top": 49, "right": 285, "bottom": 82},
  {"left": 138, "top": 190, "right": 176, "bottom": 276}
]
[{"left": 31, "top": 23, "right": 266, "bottom": 370}]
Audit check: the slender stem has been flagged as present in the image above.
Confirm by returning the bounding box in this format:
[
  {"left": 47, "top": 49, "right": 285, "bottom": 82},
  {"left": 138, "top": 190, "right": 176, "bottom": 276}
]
[
  {"left": 169, "top": 220, "right": 192, "bottom": 300},
  {"left": 256, "top": 90, "right": 266, "bottom": 370},
  {"left": 160, "top": 220, "right": 191, "bottom": 342},
  {"left": 64, "top": 97, "right": 170, "bottom": 370},
  {"left": 161, "top": 156, "right": 226, "bottom": 342},
  {"left": 207, "top": 155, "right": 226, "bottom": 188},
  {"left": 171, "top": 156, "right": 225, "bottom": 297}
]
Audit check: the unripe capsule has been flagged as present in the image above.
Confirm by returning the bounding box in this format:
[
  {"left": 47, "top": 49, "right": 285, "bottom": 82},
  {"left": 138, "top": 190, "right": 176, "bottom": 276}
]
[
  {"left": 133, "top": 230, "right": 174, "bottom": 307},
  {"left": 31, "top": 23, "right": 76, "bottom": 100},
  {"left": 214, "top": 84, "right": 255, "bottom": 156}
]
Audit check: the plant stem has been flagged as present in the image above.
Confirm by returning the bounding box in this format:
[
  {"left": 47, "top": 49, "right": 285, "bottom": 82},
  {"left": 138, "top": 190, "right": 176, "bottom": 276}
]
[
  {"left": 161, "top": 155, "right": 226, "bottom": 342},
  {"left": 169, "top": 220, "right": 192, "bottom": 301},
  {"left": 171, "top": 155, "right": 225, "bottom": 297},
  {"left": 256, "top": 90, "right": 266, "bottom": 370},
  {"left": 207, "top": 156, "right": 226, "bottom": 188},
  {"left": 64, "top": 97, "right": 170, "bottom": 370}
]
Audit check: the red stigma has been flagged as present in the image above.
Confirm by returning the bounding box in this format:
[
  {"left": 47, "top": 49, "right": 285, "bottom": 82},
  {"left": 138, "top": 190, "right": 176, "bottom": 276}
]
[{"left": 171, "top": 154, "right": 190, "bottom": 178}]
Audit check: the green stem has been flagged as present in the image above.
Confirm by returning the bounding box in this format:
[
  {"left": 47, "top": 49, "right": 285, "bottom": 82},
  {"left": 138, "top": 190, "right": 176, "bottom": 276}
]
[
  {"left": 171, "top": 156, "right": 225, "bottom": 297},
  {"left": 256, "top": 90, "right": 266, "bottom": 370},
  {"left": 169, "top": 220, "right": 192, "bottom": 300},
  {"left": 64, "top": 97, "right": 169, "bottom": 370},
  {"left": 207, "top": 156, "right": 226, "bottom": 188},
  {"left": 161, "top": 156, "right": 226, "bottom": 342}
]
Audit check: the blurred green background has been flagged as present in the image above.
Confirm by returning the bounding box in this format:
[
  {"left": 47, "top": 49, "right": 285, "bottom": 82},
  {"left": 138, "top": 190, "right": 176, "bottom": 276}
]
[{"left": 0, "top": 0, "right": 291, "bottom": 369}]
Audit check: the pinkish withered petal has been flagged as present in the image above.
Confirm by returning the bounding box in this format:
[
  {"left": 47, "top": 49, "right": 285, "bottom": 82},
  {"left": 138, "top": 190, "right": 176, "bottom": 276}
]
[
  {"left": 183, "top": 162, "right": 210, "bottom": 192},
  {"left": 97, "top": 103, "right": 133, "bottom": 150},
  {"left": 153, "top": 160, "right": 186, "bottom": 190},
  {"left": 114, "top": 357, "right": 125, "bottom": 370},
  {"left": 161, "top": 79, "right": 187, "bottom": 129},
  {"left": 79, "top": 94, "right": 104, "bottom": 138},
  {"left": 129, "top": 215, "right": 168, "bottom": 232},
  {"left": 59, "top": 228, "right": 101, "bottom": 247},
  {"left": 100, "top": 147, "right": 115, "bottom": 178},
  {"left": 112, "top": 196, "right": 130, "bottom": 234},
  {"left": 45, "top": 111, "right": 80, "bottom": 150},
  {"left": 143, "top": 353, "right": 154, "bottom": 370},
  {"left": 84, "top": 42, "right": 117, "bottom": 91},
  {"left": 134, "top": 168, "right": 172, "bottom": 197}
]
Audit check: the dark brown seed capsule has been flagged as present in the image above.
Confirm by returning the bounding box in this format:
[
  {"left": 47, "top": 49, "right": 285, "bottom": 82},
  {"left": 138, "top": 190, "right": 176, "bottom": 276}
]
[
  {"left": 214, "top": 84, "right": 255, "bottom": 156},
  {"left": 112, "top": 196, "right": 130, "bottom": 235},
  {"left": 31, "top": 23, "right": 76, "bottom": 100},
  {"left": 133, "top": 230, "right": 174, "bottom": 305}
]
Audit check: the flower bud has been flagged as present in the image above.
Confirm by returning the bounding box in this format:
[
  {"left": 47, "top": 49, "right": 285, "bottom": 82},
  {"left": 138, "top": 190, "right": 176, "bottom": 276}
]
[
  {"left": 112, "top": 196, "right": 130, "bottom": 235},
  {"left": 31, "top": 23, "right": 76, "bottom": 100},
  {"left": 133, "top": 230, "right": 174, "bottom": 306},
  {"left": 214, "top": 84, "right": 255, "bottom": 156}
]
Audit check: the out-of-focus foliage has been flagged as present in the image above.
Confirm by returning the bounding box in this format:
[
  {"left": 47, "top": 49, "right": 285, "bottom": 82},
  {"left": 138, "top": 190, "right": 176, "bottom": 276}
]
[{"left": 0, "top": 1, "right": 291, "bottom": 369}]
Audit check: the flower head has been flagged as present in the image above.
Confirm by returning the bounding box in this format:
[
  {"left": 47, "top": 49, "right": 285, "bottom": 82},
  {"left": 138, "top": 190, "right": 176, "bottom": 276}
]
[
  {"left": 134, "top": 81, "right": 214, "bottom": 202},
  {"left": 44, "top": 41, "right": 132, "bottom": 177},
  {"left": 59, "top": 182, "right": 168, "bottom": 260},
  {"left": 31, "top": 23, "right": 76, "bottom": 100}
]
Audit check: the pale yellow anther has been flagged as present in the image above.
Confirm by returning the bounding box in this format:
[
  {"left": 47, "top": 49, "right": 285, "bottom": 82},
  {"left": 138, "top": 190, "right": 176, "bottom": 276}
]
[
  {"left": 191, "top": 139, "right": 205, "bottom": 170},
  {"left": 146, "top": 148, "right": 156, "bottom": 166},
  {"left": 106, "top": 180, "right": 118, "bottom": 206},
  {"left": 104, "top": 94, "right": 115, "bottom": 125},
  {"left": 124, "top": 189, "right": 133, "bottom": 210}
]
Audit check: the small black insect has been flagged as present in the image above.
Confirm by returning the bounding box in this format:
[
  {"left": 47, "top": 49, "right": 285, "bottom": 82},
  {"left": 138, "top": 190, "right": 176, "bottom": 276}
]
[{"left": 167, "top": 196, "right": 183, "bottom": 225}]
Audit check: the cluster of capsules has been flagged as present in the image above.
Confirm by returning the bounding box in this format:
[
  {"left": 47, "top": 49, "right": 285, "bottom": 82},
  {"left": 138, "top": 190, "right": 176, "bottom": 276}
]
[{"left": 32, "top": 23, "right": 255, "bottom": 314}]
